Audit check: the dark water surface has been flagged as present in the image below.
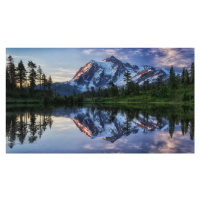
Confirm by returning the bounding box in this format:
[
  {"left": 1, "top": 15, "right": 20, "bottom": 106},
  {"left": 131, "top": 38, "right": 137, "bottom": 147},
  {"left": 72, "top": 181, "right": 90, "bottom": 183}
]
[{"left": 6, "top": 104, "right": 194, "bottom": 153}]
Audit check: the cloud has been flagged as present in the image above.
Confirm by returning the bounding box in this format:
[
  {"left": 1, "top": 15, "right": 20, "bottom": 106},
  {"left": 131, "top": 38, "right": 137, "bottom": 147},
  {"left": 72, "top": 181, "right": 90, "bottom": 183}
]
[
  {"left": 84, "top": 144, "right": 94, "bottom": 150},
  {"left": 82, "top": 49, "right": 95, "bottom": 55},
  {"left": 50, "top": 67, "right": 77, "bottom": 82},
  {"left": 55, "top": 67, "right": 77, "bottom": 75},
  {"left": 129, "top": 49, "right": 143, "bottom": 56},
  {"left": 82, "top": 48, "right": 121, "bottom": 57},
  {"left": 102, "top": 49, "right": 119, "bottom": 55},
  {"left": 153, "top": 48, "right": 194, "bottom": 68}
]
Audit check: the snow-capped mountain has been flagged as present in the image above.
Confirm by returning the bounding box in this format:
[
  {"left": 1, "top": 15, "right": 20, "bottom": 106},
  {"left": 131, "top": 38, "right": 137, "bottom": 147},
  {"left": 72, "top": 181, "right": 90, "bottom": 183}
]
[
  {"left": 62, "top": 56, "right": 170, "bottom": 93},
  {"left": 48, "top": 56, "right": 174, "bottom": 96}
]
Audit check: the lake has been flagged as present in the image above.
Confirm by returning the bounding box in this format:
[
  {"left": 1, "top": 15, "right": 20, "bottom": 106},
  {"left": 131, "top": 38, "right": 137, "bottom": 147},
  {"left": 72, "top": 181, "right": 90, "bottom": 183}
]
[{"left": 6, "top": 104, "right": 194, "bottom": 153}]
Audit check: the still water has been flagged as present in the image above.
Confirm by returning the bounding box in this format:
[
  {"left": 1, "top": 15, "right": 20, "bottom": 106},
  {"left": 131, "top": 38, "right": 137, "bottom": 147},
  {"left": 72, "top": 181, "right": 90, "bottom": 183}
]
[{"left": 6, "top": 104, "right": 194, "bottom": 153}]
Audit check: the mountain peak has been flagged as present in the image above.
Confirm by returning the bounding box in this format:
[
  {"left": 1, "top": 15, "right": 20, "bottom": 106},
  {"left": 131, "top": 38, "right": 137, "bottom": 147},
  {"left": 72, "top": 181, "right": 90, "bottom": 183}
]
[{"left": 103, "top": 55, "right": 122, "bottom": 64}]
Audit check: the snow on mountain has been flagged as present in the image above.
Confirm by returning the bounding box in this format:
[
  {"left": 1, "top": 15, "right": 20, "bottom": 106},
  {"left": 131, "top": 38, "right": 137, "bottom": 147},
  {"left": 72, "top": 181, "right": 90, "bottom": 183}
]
[
  {"left": 63, "top": 56, "right": 170, "bottom": 92},
  {"left": 52, "top": 56, "right": 172, "bottom": 95}
]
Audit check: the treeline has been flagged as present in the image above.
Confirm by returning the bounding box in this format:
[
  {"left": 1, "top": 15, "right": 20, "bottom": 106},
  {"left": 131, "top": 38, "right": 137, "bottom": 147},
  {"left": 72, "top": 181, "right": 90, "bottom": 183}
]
[
  {"left": 6, "top": 54, "right": 194, "bottom": 105},
  {"left": 74, "top": 62, "right": 194, "bottom": 103},
  {"left": 6, "top": 55, "right": 55, "bottom": 103}
]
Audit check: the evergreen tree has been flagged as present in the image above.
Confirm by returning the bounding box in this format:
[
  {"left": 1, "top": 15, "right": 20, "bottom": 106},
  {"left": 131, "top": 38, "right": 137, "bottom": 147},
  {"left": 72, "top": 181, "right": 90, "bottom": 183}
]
[
  {"left": 47, "top": 75, "right": 53, "bottom": 90},
  {"left": 41, "top": 73, "right": 47, "bottom": 91},
  {"left": 120, "top": 86, "right": 125, "bottom": 97},
  {"left": 109, "top": 81, "right": 119, "bottom": 97},
  {"left": 157, "top": 75, "right": 163, "bottom": 89},
  {"left": 91, "top": 87, "right": 95, "bottom": 98},
  {"left": 37, "top": 65, "right": 43, "bottom": 90},
  {"left": 146, "top": 79, "right": 150, "bottom": 90},
  {"left": 16, "top": 60, "right": 27, "bottom": 90},
  {"left": 168, "top": 66, "right": 176, "bottom": 89},
  {"left": 135, "top": 82, "right": 140, "bottom": 95},
  {"left": 28, "top": 61, "right": 37, "bottom": 92},
  {"left": 123, "top": 70, "right": 131, "bottom": 94},
  {"left": 184, "top": 69, "right": 189, "bottom": 85},
  {"left": 181, "top": 68, "right": 185, "bottom": 84},
  {"left": 7, "top": 55, "right": 16, "bottom": 89},
  {"left": 98, "top": 87, "right": 102, "bottom": 97},
  {"left": 6, "top": 66, "right": 11, "bottom": 88},
  {"left": 156, "top": 75, "right": 163, "bottom": 97},
  {"left": 129, "top": 81, "right": 135, "bottom": 94},
  {"left": 175, "top": 74, "right": 181, "bottom": 85},
  {"left": 190, "top": 62, "right": 194, "bottom": 84},
  {"left": 142, "top": 81, "right": 146, "bottom": 93}
]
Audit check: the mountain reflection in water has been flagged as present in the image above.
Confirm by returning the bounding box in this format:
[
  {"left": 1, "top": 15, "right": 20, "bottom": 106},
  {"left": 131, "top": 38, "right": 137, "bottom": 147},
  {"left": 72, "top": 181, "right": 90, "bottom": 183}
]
[{"left": 6, "top": 105, "right": 194, "bottom": 153}]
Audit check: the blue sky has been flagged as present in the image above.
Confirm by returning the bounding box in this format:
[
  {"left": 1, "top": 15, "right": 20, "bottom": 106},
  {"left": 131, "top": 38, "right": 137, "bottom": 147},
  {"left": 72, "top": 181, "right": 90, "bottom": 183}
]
[{"left": 6, "top": 48, "right": 194, "bottom": 83}]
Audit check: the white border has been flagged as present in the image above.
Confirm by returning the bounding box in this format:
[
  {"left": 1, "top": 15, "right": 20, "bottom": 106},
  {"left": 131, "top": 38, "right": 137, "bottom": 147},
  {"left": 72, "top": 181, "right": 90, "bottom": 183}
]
[{"left": 0, "top": 1, "right": 199, "bottom": 200}]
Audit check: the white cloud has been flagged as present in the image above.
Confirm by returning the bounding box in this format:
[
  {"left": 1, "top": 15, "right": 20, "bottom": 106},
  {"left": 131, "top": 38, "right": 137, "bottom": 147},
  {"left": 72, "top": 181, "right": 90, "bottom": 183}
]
[
  {"left": 154, "top": 48, "right": 193, "bottom": 68},
  {"left": 103, "top": 49, "right": 119, "bottom": 55},
  {"left": 82, "top": 49, "right": 95, "bottom": 55},
  {"left": 129, "top": 49, "right": 143, "bottom": 56}
]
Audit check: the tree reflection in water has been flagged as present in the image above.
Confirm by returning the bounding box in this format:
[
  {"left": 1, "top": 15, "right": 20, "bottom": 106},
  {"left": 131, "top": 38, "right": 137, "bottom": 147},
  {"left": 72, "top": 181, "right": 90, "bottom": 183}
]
[
  {"left": 6, "top": 104, "right": 194, "bottom": 149},
  {"left": 6, "top": 106, "right": 54, "bottom": 148}
]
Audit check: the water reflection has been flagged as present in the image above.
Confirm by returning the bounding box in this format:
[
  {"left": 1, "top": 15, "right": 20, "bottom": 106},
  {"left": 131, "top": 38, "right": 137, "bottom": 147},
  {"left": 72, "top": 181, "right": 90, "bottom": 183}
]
[
  {"left": 6, "top": 104, "right": 194, "bottom": 153},
  {"left": 6, "top": 107, "right": 53, "bottom": 148},
  {"left": 65, "top": 105, "right": 194, "bottom": 143}
]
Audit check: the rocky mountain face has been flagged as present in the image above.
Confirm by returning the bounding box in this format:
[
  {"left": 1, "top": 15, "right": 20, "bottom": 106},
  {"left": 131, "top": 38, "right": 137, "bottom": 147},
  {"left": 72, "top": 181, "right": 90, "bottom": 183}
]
[{"left": 51, "top": 56, "right": 172, "bottom": 96}]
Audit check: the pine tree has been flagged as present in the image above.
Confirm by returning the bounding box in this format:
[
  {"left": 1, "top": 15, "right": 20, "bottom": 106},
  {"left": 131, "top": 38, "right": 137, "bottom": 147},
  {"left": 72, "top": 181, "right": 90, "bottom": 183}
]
[
  {"left": 181, "top": 68, "right": 185, "bottom": 84},
  {"left": 157, "top": 75, "right": 163, "bottom": 89},
  {"left": 98, "top": 88, "right": 102, "bottom": 97},
  {"left": 190, "top": 62, "right": 194, "bottom": 84},
  {"left": 91, "top": 87, "right": 95, "bottom": 98},
  {"left": 109, "top": 81, "right": 119, "bottom": 97},
  {"left": 146, "top": 79, "right": 150, "bottom": 90},
  {"left": 184, "top": 69, "right": 189, "bottom": 85},
  {"left": 156, "top": 75, "right": 163, "bottom": 97},
  {"left": 37, "top": 65, "right": 43, "bottom": 90},
  {"left": 142, "top": 81, "right": 146, "bottom": 92},
  {"left": 41, "top": 73, "right": 47, "bottom": 91},
  {"left": 168, "top": 66, "right": 176, "bottom": 89},
  {"left": 7, "top": 55, "right": 16, "bottom": 89},
  {"left": 123, "top": 70, "right": 131, "bottom": 94},
  {"left": 47, "top": 75, "right": 53, "bottom": 90},
  {"left": 28, "top": 61, "right": 37, "bottom": 92},
  {"left": 6, "top": 66, "right": 11, "bottom": 88},
  {"left": 135, "top": 82, "right": 140, "bottom": 95},
  {"left": 16, "top": 60, "right": 27, "bottom": 90},
  {"left": 120, "top": 86, "right": 125, "bottom": 97}
]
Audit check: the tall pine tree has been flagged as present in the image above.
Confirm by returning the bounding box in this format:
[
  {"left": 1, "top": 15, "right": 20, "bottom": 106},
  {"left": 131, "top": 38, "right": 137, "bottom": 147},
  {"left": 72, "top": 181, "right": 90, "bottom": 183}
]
[
  {"left": 190, "top": 62, "right": 194, "bottom": 84},
  {"left": 181, "top": 68, "right": 185, "bottom": 84},
  {"left": 16, "top": 60, "right": 27, "bottom": 90},
  {"left": 168, "top": 66, "right": 176, "bottom": 89},
  {"left": 123, "top": 70, "right": 131, "bottom": 94},
  {"left": 7, "top": 55, "right": 16, "bottom": 89},
  {"left": 47, "top": 75, "right": 53, "bottom": 90},
  {"left": 37, "top": 65, "right": 43, "bottom": 90},
  {"left": 184, "top": 69, "right": 189, "bottom": 85},
  {"left": 28, "top": 61, "right": 37, "bottom": 92},
  {"left": 41, "top": 73, "right": 47, "bottom": 91}
]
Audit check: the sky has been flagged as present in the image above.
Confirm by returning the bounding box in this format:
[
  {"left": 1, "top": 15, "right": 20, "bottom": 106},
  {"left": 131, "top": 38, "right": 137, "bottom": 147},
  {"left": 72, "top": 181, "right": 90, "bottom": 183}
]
[{"left": 6, "top": 48, "right": 194, "bottom": 83}]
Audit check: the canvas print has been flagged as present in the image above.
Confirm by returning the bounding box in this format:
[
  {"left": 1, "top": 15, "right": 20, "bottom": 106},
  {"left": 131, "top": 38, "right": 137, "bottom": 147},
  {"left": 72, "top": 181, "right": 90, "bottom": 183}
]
[{"left": 6, "top": 48, "right": 194, "bottom": 153}]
